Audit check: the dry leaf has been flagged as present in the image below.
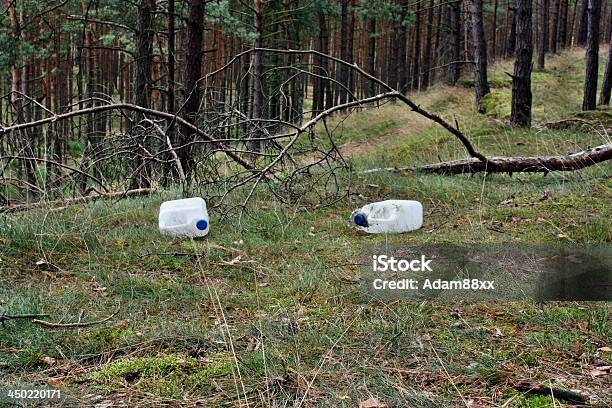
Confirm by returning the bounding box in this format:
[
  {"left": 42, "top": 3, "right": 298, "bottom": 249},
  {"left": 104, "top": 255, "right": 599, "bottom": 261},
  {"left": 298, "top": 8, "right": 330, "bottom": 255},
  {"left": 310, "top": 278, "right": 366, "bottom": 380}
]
[
  {"left": 114, "top": 320, "right": 129, "bottom": 329},
  {"left": 590, "top": 366, "right": 611, "bottom": 378},
  {"left": 597, "top": 346, "right": 611, "bottom": 352},
  {"left": 359, "top": 397, "right": 388, "bottom": 408}
]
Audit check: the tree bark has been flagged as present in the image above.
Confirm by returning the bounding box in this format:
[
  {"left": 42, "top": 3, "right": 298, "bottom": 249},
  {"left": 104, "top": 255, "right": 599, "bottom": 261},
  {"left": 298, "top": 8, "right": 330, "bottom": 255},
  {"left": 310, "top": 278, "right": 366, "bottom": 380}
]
[
  {"left": 510, "top": 0, "right": 533, "bottom": 128},
  {"left": 411, "top": 3, "right": 422, "bottom": 90},
  {"left": 577, "top": 0, "right": 589, "bottom": 46},
  {"left": 492, "top": 0, "right": 499, "bottom": 60},
  {"left": 367, "top": 17, "right": 377, "bottom": 97},
  {"left": 398, "top": 5, "right": 409, "bottom": 93},
  {"left": 599, "top": 36, "right": 612, "bottom": 105},
  {"left": 338, "top": 0, "right": 350, "bottom": 105},
  {"left": 468, "top": 0, "right": 491, "bottom": 113},
  {"left": 551, "top": 0, "right": 561, "bottom": 52},
  {"left": 421, "top": 0, "right": 435, "bottom": 89},
  {"left": 180, "top": 0, "right": 204, "bottom": 173},
  {"left": 538, "top": 0, "right": 550, "bottom": 69},
  {"left": 251, "top": 0, "right": 264, "bottom": 151},
  {"left": 506, "top": 6, "right": 517, "bottom": 58},
  {"left": 582, "top": 0, "right": 602, "bottom": 110}
]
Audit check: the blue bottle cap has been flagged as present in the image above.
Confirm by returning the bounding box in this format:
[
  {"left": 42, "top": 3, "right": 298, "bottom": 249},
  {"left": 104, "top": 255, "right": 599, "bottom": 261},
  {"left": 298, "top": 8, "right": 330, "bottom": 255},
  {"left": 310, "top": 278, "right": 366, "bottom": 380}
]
[
  {"left": 353, "top": 213, "right": 368, "bottom": 227},
  {"left": 196, "top": 219, "right": 208, "bottom": 230}
]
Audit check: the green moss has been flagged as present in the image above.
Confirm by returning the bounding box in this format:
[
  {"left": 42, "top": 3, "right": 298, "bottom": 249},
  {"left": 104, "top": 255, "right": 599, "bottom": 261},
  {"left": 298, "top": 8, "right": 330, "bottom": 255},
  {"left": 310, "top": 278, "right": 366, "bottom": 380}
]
[
  {"left": 88, "top": 353, "right": 233, "bottom": 398},
  {"left": 481, "top": 91, "right": 511, "bottom": 118},
  {"left": 505, "top": 392, "right": 560, "bottom": 407}
]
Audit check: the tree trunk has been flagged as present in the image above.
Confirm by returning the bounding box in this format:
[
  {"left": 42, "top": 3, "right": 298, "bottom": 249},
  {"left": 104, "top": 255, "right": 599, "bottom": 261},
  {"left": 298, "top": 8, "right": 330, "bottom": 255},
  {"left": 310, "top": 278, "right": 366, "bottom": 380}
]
[
  {"left": 398, "top": 0, "right": 409, "bottom": 93},
  {"left": 338, "top": 0, "right": 350, "bottom": 105},
  {"left": 538, "top": 0, "right": 549, "bottom": 69},
  {"left": 251, "top": 0, "right": 264, "bottom": 150},
  {"left": 582, "top": 0, "right": 602, "bottom": 110},
  {"left": 559, "top": 0, "right": 569, "bottom": 47},
  {"left": 577, "top": 0, "right": 589, "bottom": 46},
  {"left": 180, "top": 0, "right": 204, "bottom": 174},
  {"left": 411, "top": 3, "right": 422, "bottom": 90},
  {"left": 422, "top": 0, "right": 435, "bottom": 89},
  {"left": 506, "top": 6, "right": 517, "bottom": 57},
  {"left": 510, "top": 0, "right": 533, "bottom": 128},
  {"left": 443, "top": 0, "right": 462, "bottom": 85},
  {"left": 551, "top": 0, "right": 561, "bottom": 52},
  {"left": 468, "top": 0, "right": 490, "bottom": 112},
  {"left": 599, "top": 36, "right": 612, "bottom": 105},
  {"left": 367, "top": 18, "right": 377, "bottom": 97},
  {"left": 167, "top": 0, "right": 175, "bottom": 115},
  {"left": 492, "top": 0, "right": 499, "bottom": 60}
]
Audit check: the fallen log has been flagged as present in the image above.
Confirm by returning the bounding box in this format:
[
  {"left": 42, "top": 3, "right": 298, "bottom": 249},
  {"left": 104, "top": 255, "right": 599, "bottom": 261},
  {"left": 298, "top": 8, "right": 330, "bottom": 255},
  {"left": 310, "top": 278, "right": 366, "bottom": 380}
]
[
  {"left": 0, "top": 188, "right": 156, "bottom": 214},
  {"left": 417, "top": 143, "right": 612, "bottom": 174}
]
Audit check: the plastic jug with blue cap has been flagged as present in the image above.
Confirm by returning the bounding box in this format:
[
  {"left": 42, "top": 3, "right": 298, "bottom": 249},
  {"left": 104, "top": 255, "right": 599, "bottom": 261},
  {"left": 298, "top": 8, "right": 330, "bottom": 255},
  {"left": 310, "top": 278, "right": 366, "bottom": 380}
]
[
  {"left": 159, "top": 197, "right": 210, "bottom": 238},
  {"left": 350, "top": 200, "right": 423, "bottom": 233}
]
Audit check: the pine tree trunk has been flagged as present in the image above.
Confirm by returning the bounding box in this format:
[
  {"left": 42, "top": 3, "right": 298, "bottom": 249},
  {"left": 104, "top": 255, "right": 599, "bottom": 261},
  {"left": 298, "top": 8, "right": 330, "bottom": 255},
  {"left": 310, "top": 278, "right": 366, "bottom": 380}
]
[
  {"left": 510, "top": 0, "right": 533, "bottom": 128},
  {"left": 492, "top": 0, "right": 499, "bottom": 60},
  {"left": 559, "top": 0, "right": 569, "bottom": 46},
  {"left": 367, "top": 18, "right": 377, "bottom": 96},
  {"left": 582, "top": 0, "right": 602, "bottom": 110},
  {"left": 598, "top": 36, "right": 612, "bottom": 105},
  {"left": 538, "top": 0, "right": 550, "bottom": 69},
  {"left": 444, "top": 0, "right": 462, "bottom": 85},
  {"left": 506, "top": 7, "right": 517, "bottom": 57},
  {"left": 167, "top": 0, "right": 175, "bottom": 115},
  {"left": 179, "top": 0, "right": 204, "bottom": 173},
  {"left": 552, "top": 0, "right": 561, "bottom": 52},
  {"left": 338, "top": 0, "right": 349, "bottom": 104},
  {"left": 411, "top": 3, "right": 422, "bottom": 90},
  {"left": 251, "top": 0, "right": 264, "bottom": 150},
  {"left": 469, "top": 0, "right": 490, "bottom": 112},
  {"left": 433, "top": 0, "right": 442, "bottom": 82},
  {"left": 398, "top": 0, "right": 408, "bottom": 93},
  {"left": 569, "top": 0, "right": 580, "bottom": 46},
  {"left": 577, "top": 0, "right": 589, "bottom": 46},
  {"left": 422, "top": 0, "right": 435, "bottom": 89}
]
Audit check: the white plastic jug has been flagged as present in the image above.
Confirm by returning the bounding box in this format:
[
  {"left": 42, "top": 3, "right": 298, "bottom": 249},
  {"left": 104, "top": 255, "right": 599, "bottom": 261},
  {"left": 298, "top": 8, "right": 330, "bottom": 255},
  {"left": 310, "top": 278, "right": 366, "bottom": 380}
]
[
  {"left": 159, "top": 197, "right": 210, "bottom": 238},
  {"left": 350, "top": 200, "right": 423, "bottom": 233}
]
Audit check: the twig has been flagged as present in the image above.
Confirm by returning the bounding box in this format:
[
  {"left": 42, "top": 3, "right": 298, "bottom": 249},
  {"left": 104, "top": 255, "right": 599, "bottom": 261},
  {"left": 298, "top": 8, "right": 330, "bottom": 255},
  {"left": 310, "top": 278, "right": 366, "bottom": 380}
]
[
  {"left": 0, "top": 188, "right": 156, "bottom": 213},
  {"left": 0, "top": 313, "right": 49, "bottom": 327},
  {"left": 31, "top": 304, "right": 120, "bottom": 328}
]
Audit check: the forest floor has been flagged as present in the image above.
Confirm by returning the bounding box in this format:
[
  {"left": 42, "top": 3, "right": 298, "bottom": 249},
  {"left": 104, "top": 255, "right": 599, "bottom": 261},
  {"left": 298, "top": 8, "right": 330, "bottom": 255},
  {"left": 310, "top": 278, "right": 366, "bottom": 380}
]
[{"left": 1, "top": 49, "right": 611, "bottom": 407}]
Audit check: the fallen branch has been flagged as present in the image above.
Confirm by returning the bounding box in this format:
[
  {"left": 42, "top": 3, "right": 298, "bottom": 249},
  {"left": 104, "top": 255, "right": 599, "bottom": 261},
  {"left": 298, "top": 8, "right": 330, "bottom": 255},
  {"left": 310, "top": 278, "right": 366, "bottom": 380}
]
[
  {"left": 512, "top": 380, "right": 588, "bottom": 405},
  {"left": 30, "top": 305, "right": 120, "bottom": 328},
  {"left": 0, "top": 188, "right": 156, "bottom": 213},
  {"left": 0, "top": 313, "right": 49, "bottom": 327},
  {"left": 416, "top": 143, "right": 612, "bottom": 174}
]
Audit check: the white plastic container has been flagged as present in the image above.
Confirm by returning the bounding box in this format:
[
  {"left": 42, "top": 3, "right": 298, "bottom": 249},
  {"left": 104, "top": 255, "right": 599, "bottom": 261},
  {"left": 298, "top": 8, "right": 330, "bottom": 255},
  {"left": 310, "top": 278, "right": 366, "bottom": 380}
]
[
  {"left": 350, "top": 200, "right": 423, "bottom": 234},
  {"left": 159, "top": 197, "right": 210, "bottom": 238}
]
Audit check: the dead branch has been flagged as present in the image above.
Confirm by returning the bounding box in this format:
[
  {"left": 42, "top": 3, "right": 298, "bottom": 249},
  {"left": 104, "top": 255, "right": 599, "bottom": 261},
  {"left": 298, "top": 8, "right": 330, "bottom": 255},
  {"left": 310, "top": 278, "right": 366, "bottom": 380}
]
[
  {"left": 0, "top": 313, "right": 49, "bottom": 327},
  {"left": 30, "top": 304, "right": 120, "bottom": 328},
  {"left": 0, "top": 103, "right": 254, "bottom": 171},
  {"left": 211, "top": 48, "right": 489, "bottom": 164},
  {"left": 416, "top": 143, "right": 612, "bottom": 174},
  {"left": 0, "top": 188, "right": 156, "bottom": 213}
]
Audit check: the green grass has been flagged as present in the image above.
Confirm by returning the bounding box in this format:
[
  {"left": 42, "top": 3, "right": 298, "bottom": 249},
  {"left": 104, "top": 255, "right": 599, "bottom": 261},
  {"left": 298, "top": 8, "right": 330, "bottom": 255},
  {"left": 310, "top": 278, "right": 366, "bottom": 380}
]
[{"left": 1, "top": 48, "right": 611, "bottom": 407}]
